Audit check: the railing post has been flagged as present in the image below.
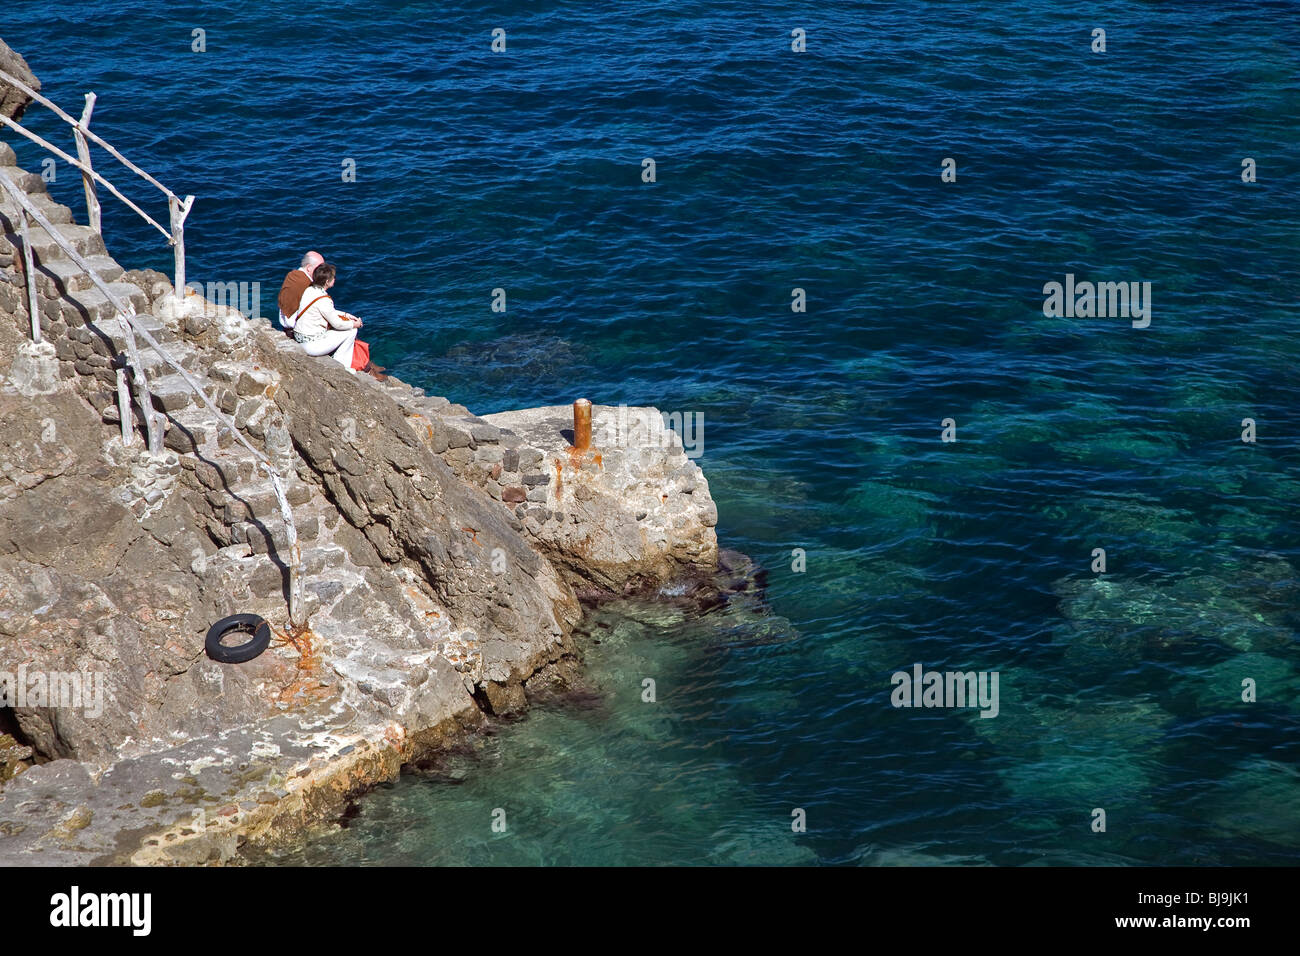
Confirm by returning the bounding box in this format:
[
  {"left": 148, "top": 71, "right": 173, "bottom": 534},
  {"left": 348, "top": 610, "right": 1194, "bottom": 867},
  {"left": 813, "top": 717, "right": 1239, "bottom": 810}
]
[
  {"left": 19, "top": 212, "right": 39, "bottom": 343},
  {"left": 268, "top": 469, "right": 303, "bottom": 628},
  {"left": 169, "top": 194, "right": 193, "bottom": 303},
  {"left": 115, "top": 367, "right": 134, "bottom": 446},
  {"left": 121, "top": 304, "right": 163, "bottom": 455},
  {"left": 0, "top": 169, "right": 162, "bottom": 451},
  {"left": 0, "top": 111, "right": 173, "bottom": 240},
  {"left": 74, "top": 92, "right": 101, "bottom": 236}
]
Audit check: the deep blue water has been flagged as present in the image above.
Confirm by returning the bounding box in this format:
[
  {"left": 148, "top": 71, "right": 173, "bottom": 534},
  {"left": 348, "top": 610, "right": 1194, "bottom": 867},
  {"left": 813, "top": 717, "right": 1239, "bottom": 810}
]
[{"left": 6, "top": 1, "right": 1300, "bottom": 865}]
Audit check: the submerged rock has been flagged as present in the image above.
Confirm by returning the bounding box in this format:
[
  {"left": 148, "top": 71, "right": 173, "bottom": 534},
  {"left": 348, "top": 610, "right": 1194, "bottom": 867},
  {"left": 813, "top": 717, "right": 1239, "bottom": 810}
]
[
  {"left": 1178, "top": 651, "right": 1300, "bottom": 713},
  {"left": 1053, "top": 564, "right": 1295, "bottom": 657},
  {"left": 971, "top": 672, "right": 1173, "bottom": 806},
  {"left": 1182, "top": 759, "right": 1300, "bottom": 848},
  {"left": 853, "top": 844, "right": 991, "bottom": 867}
]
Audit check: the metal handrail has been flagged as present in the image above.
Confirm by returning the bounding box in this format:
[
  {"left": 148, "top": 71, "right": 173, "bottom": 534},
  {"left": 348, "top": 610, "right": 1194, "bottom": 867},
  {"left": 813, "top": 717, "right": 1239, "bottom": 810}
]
[{"left": 0, "top": 68, "right": 193, "bottom": 300}]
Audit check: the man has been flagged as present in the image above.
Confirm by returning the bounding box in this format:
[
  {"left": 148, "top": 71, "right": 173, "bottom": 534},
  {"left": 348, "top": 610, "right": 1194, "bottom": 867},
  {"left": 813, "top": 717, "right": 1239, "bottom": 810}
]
[
  {"left": 278, "top": 251, "right": 323, "bottom": 333},
  {"left": 279, "top": 250, "right": 364, "bottom": 333}
]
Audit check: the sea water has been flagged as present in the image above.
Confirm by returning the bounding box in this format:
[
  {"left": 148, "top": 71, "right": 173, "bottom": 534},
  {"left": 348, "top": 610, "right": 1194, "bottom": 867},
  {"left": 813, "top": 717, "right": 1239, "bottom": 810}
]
[{"left": 7, "top": 0, "right": 1298, "bottom": 865}]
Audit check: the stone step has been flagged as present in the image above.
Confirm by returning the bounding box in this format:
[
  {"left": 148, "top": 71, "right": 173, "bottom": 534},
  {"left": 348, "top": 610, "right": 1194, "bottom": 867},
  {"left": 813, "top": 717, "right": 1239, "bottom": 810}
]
[
  {"left": 301, "top": 544, "right": 350, "bottom": 575},
  {"left": 210, "top": 363, "right": 276, "bottom": 399},
  {"left": 103, "top": 313, "right": 171, "bottom": 353},
  {"left": 191, "top": 454, "right": 260, "bottom": 492},
  {"left": 235, "top": 542, "right": 349, "bottom": 601},
  {"left": 207, "top": 475, "right": 313, "bottom": 524},
  {"left": 137, "top": 339, "right": 206, "bottom": 379},
  {"left": 2, "top": 221, "right": 105, "bottom": 262},
  {"left": 214, "top": 491, "right": 283, "bottom": 527},
  {"left": 57, "top": 317, "right": 191, "bottom": 389},
  {"left": 0, "top": 189, "right": 75, "bottom": 226},
  {"left": 163, "top": 403, "right": 233, "bottom": 454},
  {"left": 232, "top": 511, "right": 321, "bottom": 555},
  {"left": 33, "top": 253, "right": 125, "bottom": 298},
  {"left": 0, "top": 166, "right": 50, "bottom": 197},
  {"left": 60, "top": 282, "right": 151, "bottom": 330},
  {"left": 146, "top": 370, "right": 197, "bottom": 412}
]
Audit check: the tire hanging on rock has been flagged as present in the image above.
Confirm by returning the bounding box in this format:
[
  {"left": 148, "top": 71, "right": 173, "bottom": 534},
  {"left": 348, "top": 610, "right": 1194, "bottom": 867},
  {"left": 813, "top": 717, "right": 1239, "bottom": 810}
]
[{"left": 205, "top": 613, "right": 272, "bottom": 664}]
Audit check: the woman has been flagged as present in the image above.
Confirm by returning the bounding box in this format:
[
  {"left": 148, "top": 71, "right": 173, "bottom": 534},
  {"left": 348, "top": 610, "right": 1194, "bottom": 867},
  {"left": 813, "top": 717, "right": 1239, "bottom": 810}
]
[{"left": 291, "top": 263, "right": 361, "bottom": 371}]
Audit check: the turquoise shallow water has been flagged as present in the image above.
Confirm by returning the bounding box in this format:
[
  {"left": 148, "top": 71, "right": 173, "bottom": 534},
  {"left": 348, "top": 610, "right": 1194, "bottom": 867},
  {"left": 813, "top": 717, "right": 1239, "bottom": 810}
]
[{"left": 6, "top": 0, "right": 1300, "bottom": 864}]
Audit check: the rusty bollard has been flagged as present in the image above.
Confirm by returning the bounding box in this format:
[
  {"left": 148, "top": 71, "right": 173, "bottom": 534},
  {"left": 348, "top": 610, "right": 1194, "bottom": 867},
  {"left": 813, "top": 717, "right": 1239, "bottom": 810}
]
[{"left": 573, "top": 398, "right": 592, "bottom": 450}]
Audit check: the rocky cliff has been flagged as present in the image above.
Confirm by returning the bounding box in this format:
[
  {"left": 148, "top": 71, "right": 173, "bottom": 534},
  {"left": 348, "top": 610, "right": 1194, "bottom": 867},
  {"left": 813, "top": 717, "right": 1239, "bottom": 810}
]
[
  {"left": 0, "top": 132, "right": 722, "bottom": 863},
  {"left": 0, "top": 37, "right": 39, "bottom": 122}
]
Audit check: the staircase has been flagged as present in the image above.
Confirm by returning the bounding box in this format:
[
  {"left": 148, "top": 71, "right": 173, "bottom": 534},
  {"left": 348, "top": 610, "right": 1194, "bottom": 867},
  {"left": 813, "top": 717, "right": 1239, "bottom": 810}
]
[
  {"left": 0, "top": 147, "right": 149, "bottom": 334},
  {"left": 0, "top": 139, "right": 355, "bottom": 623}
]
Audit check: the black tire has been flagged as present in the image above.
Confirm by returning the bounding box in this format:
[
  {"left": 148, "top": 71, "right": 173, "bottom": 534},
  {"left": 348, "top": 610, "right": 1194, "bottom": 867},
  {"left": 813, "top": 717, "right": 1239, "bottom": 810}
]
[{"left": 205, "top": 614, "right": 272, "bottom": 664}]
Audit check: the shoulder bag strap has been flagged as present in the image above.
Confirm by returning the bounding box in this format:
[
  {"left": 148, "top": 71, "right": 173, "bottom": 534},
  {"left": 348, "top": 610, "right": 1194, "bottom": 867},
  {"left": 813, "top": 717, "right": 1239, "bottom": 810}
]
[{"left": 292, "top": 294, "right": 330, "bottom": 323}]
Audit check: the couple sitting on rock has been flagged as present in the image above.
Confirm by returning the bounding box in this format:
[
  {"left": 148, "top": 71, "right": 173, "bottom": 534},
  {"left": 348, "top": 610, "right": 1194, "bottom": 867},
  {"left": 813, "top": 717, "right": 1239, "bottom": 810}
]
[{"left": 277, "top": 251, "right": 383, "bottom": 378}]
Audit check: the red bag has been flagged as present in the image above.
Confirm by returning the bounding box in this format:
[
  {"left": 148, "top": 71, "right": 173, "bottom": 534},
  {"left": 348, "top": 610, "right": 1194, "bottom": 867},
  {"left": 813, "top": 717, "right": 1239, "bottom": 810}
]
[{"left": 351, "top": 339, "right": 371, "bottom": 371}]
